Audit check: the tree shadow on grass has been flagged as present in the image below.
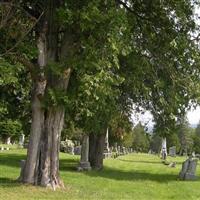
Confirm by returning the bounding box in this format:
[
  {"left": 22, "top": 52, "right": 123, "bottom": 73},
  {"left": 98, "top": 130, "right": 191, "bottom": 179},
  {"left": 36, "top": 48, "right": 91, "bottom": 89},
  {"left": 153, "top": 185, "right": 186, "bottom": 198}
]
[
  {"left": 60, "top": 158, "right": 79, "bottom": 172},
  {"left": 118, "top": 158, "right": 184, "bottom": 165},
  {"left": 85, "top": 166, "right": 180, "bottom": 183},
  {"left": 118, "top": 159, "right": 163, "bottom": 164},
  {"left": 0, "top": 154, "right": 26, "bottom": 168},
  {"left": 0, "top": 153, "right": 79, "bottom": 170},
  {"left": 0, "top": 177, "right": 21, "bottom": 187}
]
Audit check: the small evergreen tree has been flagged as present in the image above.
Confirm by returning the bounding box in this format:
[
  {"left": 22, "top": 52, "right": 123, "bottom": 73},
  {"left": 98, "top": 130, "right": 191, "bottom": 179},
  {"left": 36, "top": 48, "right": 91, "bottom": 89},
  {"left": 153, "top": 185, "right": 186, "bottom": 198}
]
[
  {"left": 132, "top": 123, "right": 150, "bottom": 153},
  {"left": 177, "top": 116, "right": 193, "bottom": 155}
]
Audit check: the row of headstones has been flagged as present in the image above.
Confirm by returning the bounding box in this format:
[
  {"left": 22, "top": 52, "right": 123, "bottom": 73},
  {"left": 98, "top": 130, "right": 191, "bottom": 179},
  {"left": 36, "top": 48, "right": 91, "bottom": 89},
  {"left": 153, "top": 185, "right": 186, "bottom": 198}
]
[
  {"left": 60, "top": 140, "right": 133, "bottom": 157},
  {"left": 0, "top": 134, "right": 25, "bottom": 147},
  {"left": 104, "top": 146, "right": 134, "bottom": 159},
  {"left": 148, "top": 146, "right": 177, "bottom": 157},
  {"left": 0, "top": 147, "right": 10, "bottom": 151},
  {"left": 0, "top": 134, "right": 25, "bottom": 151},
  {"left": 164, "top": 146, "right": 198, "bottom": 180},
  {"left": 60, "top": 140, "right": 81, "bottom": 155},
  {"left": 77, "top": 136, "right": 134, "bottom": 171}
]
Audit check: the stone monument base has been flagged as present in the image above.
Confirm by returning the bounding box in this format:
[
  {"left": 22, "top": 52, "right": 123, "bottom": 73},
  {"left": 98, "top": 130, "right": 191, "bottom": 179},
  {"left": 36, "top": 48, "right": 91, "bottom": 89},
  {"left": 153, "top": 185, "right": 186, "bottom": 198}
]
[
  {"left": 184, "top": 173, "right": 197, "bottom": 180},
  {"left": 77, "top": 161, "right": 91, "bottom": 171},
  {"left": 103, "top": 152, "right": 112, "bottom": 159}
]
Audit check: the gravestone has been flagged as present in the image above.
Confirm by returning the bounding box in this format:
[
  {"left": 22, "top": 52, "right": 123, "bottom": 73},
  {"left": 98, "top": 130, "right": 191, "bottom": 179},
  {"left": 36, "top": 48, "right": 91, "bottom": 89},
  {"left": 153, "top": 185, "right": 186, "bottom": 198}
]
[
  {"left": 18, "top": 160, "right": 26, "bottom": 181},
  {"left": 6, "top": 137, "right": 11, "bottom": 145},
  {"left": 179, "top": 157, "right": 198, "bottom": 180},
  {"left": 103, "top": 128, "right": 112, "bottom": 158},
  {"left": 114, "top": 143, "right": 118, "bottom": 153},
  {"left": 19, "top": 134, "right": 25, "bottom": 147},
  {"left": 161, "top": 137, "right": 167, "bottom": 160},
  {"left": 77, "top": 135, "right": 91, "bottom": 171},
  {"left": 69, "top": 146, "right": 74, "bottom": 155},
  {"left": 74, "top": 146, "right": 82, "bottom": 155},
  {"left": 60, "top": 139, "right": 75, "bottom": 154},
  {"left": 148, "top": 149, "right": 152, "bottom": 154},
  {"left": 118, "top": 146, "right": 122, "bottom": 155},
  {"left": 168, "top": 162, "right": 176, "bottom": 168},
  {"left": 0, "top": 147, "right": 4, "bottom": 151},
  {"left": 112, "top": 143, "right": 118, "bottom": 158},
  {"left": 130, "top": 148, "right": 133, "bottom": 153},
  {"left": 104, "top": 128, "right": 110, "bottom": 153},
  {"left": 169, "top": 146, "right": 176, "bottom": 157},
  {"left": 122, "top": 147, "right": 126, "bottom": 155}
]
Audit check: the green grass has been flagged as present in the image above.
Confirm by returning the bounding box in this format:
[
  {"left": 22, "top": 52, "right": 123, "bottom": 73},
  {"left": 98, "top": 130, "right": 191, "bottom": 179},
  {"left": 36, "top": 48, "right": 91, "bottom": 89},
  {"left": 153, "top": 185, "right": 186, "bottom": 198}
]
[
  {"left": 0, "top": 150, "right": 200, "bottom": 200},
  {"left": 0, "top": 144, "right": 21, "bottom": 149}
]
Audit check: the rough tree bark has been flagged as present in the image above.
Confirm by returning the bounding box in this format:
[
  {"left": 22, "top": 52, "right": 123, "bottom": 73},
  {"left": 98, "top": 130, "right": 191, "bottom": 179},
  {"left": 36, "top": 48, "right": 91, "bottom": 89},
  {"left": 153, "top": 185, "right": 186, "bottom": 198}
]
[
  {"left": 19, "top": 0, "right": 72, "bottom": 189},
  {"left": 19, "top": 27, "right": 47, "bottom": 184},
  {"left": 39, "top": 69, "right": 71, "bottom": 188},
  {"left": 89, "top": 133, "right": 105, "bottom": 170}
]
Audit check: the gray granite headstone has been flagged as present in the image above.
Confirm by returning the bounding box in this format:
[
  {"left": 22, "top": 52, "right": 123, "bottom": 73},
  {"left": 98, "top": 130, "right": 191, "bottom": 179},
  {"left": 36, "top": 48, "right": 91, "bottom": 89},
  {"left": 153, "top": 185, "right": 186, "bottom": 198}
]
[
  {"left": 74, "top": 146, "right": 82, "bottom": 155},
  {"left": 6, "top": 137, "right": 11, "bottom": 145},
  {"left": 104, "top": 128, "right": 110, "bottom": 153},
  {"left": 103, "top": 129, "right": 112, "bottom": 158},
  {"left": 169, "top": 146, "right": 176, "bottom": 157},
  {"left": 179, "top": 157, "right": 198, "bottom": 180},
  {"left": 77, "top": 135, "right": 91, "bottom": 171},
  {"left": 18, "top": 159, "right": 26, "bottom": 181},
  {"left": 19, "top": 134, "right": 25, "bottom": 147}
]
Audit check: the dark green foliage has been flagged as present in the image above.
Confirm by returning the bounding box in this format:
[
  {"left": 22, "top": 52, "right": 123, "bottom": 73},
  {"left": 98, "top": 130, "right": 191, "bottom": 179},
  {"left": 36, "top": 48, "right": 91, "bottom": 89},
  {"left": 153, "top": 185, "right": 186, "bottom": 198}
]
[
  {"left": 1, "top": 0, "right": 200, "bottom": 160},
  {"left": 132, "top": 123, "right": 150, "bottom": 153},
  {"left": 195, "top": 121, "right": 200, "bottom": 136},
  {"left": 177, "top": 116, "right": 194, "bottom": 155},
  {"left": 61, "top": 120, "right": 83, "bottom": 141},
  {"left": 0, "top": 58, "right": 31, "bottom": 138},
  {"left": 122, "top": 133, "right": 133, "bottom": 148},
  {"left": 0, "top": 119, "right": 22, "bottom": 141},
  {"left": 117, "top": 0, "right": 200, "bottom": 137},
  {"left": 192, "top": 121, "right": 200, "bottom": 154},
  {"left": 166, "top": 133, "right": 181, "bottom": 152},
  {"left": 150, "top": 133, "right": 162, "bottom": 153},
  {"left": 193, "top": 135, "right": 200, "bottom": 154}
]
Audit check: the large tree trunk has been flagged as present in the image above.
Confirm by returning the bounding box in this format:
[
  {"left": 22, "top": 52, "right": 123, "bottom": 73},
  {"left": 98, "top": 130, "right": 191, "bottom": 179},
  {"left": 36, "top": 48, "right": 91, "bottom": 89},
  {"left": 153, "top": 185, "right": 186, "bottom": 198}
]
[
  {"left": 39, "top": 106, "right": 65, "bottom": 188},
  {"left": 19, "top": 0, "right": 72, "bottom": 188},
  {"left": 38, "top": 68, "right": 71, "bottom": 188},
  {"left": 89, "top": 133, "right": 105, "bottom": 170}
]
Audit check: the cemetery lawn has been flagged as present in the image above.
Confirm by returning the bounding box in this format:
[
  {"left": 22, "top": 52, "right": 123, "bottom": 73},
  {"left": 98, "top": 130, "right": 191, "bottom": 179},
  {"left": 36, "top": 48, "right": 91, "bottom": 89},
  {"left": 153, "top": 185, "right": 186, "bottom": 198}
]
[{"left": 1, "top": 150, "right": 200, "bottom": 200}]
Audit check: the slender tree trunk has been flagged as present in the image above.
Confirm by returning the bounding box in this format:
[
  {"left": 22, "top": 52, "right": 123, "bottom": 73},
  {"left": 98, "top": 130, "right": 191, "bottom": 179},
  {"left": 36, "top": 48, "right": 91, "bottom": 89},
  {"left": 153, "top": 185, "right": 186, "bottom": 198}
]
[
  {"left": 89, "top": 133, "right": 105, "bottom": 170},
  {"left": 19, "top": 26, "right": 47, "bottom": 184}
]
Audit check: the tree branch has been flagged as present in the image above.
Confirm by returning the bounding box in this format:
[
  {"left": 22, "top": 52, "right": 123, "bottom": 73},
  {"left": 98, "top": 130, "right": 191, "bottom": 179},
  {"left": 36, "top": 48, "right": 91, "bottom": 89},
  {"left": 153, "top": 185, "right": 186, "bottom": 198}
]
[
  {"left": 11, "top": 53, "right": 37, "bottom": 80},
  {"left": 0, "top": 10, "right": 44, "bottom": 57},
  {"left": 116, "top": 0, "right": 149, "bottom": 21}
]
